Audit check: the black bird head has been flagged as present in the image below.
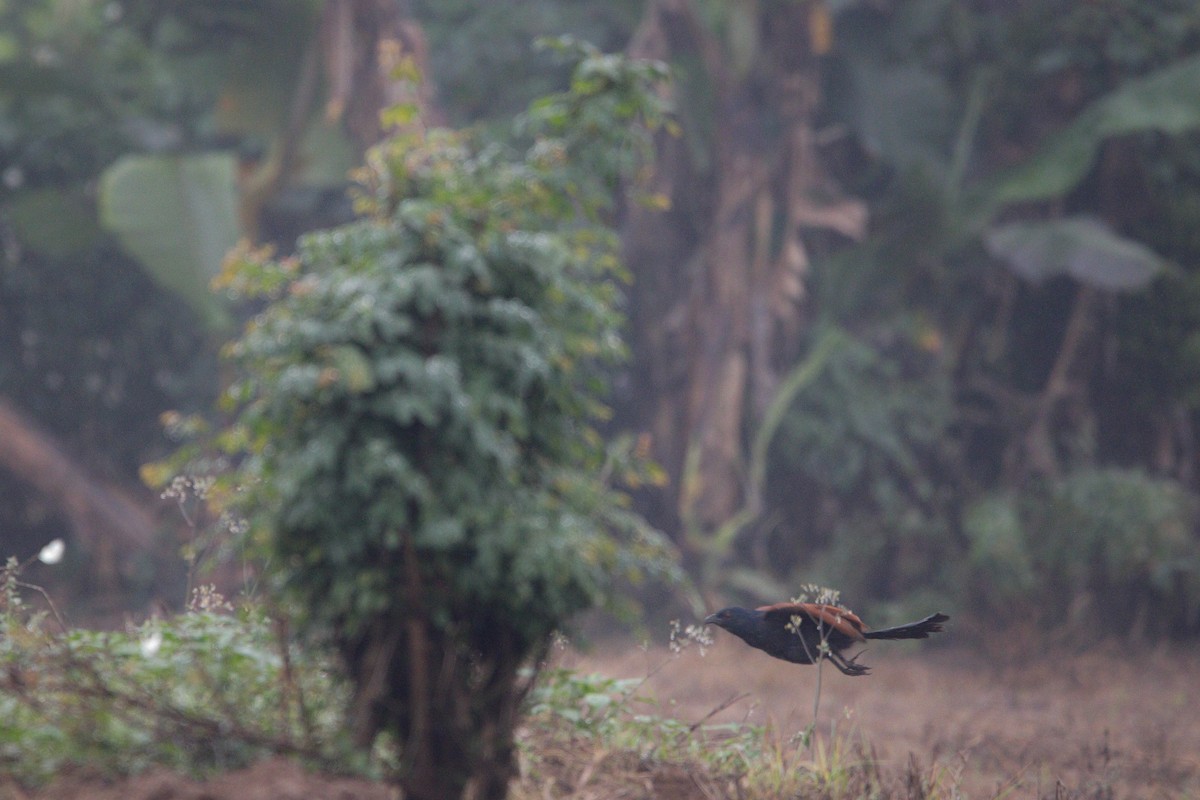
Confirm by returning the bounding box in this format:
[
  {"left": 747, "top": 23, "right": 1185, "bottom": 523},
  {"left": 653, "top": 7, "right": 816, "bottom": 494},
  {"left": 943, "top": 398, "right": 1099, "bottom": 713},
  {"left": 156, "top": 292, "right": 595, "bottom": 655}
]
[{"left": 704, "top": 606, "right": 756, "bottom": 634}]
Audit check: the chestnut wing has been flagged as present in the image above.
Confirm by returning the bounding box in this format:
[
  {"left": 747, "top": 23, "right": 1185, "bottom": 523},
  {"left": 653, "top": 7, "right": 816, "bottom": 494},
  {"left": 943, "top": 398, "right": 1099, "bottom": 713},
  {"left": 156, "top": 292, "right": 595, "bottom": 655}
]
[{"left": 756, "top": 602, "right": 868, "bottom": 642}]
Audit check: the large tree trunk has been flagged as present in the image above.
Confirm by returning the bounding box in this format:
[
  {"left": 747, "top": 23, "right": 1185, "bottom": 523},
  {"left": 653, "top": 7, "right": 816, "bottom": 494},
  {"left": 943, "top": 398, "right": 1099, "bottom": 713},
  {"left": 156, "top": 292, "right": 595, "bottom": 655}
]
[{"left": 624, "top": 0, "right": 863, "bottom": 552}]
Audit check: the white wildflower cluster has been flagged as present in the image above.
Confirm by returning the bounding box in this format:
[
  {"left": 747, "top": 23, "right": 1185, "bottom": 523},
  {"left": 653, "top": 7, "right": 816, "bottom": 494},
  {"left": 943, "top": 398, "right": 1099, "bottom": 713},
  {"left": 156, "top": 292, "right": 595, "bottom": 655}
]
[
  {"left": 219, "top": 511, "right": 249, "bottom": 537},
  {"left": 160, "top": 474, "right": 214, "bottom": 502},
  {"left": 668, "top": 618, "right": 713, "bottom": 655},
  {"left": 188, "top": 584, "right": 233, "bottom": 613},
  {"left": 791, "top": 583, "right": 841, "bottom": 606}
]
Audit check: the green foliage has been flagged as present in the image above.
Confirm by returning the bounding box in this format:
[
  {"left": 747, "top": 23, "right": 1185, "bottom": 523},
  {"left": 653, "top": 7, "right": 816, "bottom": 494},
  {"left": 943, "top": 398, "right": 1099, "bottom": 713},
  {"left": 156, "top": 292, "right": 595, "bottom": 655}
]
[
  {"left": 775, "top": 336, "right": 951, "bottom": 497},
  {"left": 232, "top": 218, "right": 609, "bottom": 634},
  {"left": 0, "top": 563, "right": 354, "bottom": 788},
  {"left": 194, "top": 42, "right": 675, "bottom": 797},
  {"left": 981, "top": 54, "right": 1200, "bottom": 210},
  {"left": 4, "top": 186, "right": 102, "bottom": 258},
  {"left": 526, "top": 667, "right": 764, "bottom": 776},
  {"left": 0, "top": 0, "right": 289, "bottom": 560},
  {"left": 965, "top": 469, "right": 1200, "bottom": 633},
  {"left": 223, "top": 136, "right": 646, "bottom": 643},
  {"left": 750, "top": 0, "right": 1200, "bottom": 637},
  {"left": 528, "top": 669, "right": 647, "bottom": 740},
  {"left": 212, "top": 42, "right": 674, "bottom": 639},
  {"left": 825, "top": 11, "right": 956, "bottom": 177},
  {"left": 758, "top": 333, "right": 958, "bottom": 613},
  {"left": 1029, "top": 469, "right": 1200, "bottom": 628},
  {"left": 962, "top": 493, "right": 1036, "bottom": 611},
  {"left": 0, "top": 1, "right": 139, "bottom": 184},
  {"left": 524, "top": 36, "right": 674, "bottom": 211},
  {"left": 100, "top": 153, "right": 240, "bottom": 330},
  {"left": 412, "top": 0, "right": 643, "bottom": 125}
]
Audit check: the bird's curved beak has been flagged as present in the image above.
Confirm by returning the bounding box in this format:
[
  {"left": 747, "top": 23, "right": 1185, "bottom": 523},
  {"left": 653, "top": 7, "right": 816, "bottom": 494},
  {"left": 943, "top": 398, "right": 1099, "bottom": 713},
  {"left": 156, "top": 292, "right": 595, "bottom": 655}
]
[{"left": 703, "top": 613, "right": 718, "bottom": 625}]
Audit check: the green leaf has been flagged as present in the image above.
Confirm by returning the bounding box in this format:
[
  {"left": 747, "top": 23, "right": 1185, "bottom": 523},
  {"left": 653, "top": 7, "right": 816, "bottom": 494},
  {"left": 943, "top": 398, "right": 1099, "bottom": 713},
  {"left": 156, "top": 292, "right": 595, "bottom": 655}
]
[
  {"left": 99, "top": 153, "right": 238, "bottom": 331},
  {"left": 320, "top": 344, "right": 376, "bottom": 393},
  {"left": 582, "top": 693, "right": 612, "bottom": 709},
  {"left": 983, "top": 55, "right": 1200, "bottom": 208},
  {"left": 985, "top": 216, "right": 1165, "bottom": 291}
]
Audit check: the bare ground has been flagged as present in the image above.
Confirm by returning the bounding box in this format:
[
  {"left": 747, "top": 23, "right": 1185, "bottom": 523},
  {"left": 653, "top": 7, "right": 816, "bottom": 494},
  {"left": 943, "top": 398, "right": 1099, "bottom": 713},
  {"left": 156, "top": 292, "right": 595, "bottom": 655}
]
[{"left": 5, "top": 640, "right": 1197, "bottom": 799}]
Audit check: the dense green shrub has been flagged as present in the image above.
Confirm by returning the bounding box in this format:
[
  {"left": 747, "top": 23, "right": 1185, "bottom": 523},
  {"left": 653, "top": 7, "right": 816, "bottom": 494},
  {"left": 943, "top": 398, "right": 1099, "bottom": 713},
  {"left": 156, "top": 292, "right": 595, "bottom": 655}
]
[
  {"left": 964, "top": 468, "right": 1200, "bottom": 635},
  {"left": 206, "top": 43, "right": 673, "bottom": 800}
]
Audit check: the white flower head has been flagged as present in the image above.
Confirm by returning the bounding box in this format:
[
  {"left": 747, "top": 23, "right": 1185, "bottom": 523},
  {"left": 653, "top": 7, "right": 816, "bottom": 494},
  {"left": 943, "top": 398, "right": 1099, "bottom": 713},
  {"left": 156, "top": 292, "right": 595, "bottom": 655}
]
[
  {"left": 37, "top": 538, "right": 65, "bottom": 565},
  {"left": 140, "top": 629, "right": 163, "bottom": 658}
]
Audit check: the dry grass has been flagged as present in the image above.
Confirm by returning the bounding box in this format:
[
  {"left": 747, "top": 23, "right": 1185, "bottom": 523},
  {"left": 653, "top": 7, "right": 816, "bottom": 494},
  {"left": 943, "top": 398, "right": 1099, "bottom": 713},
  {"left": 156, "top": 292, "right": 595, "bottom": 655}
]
[{"left": 520, "top": 637, "right": 1200, "bottom": 799}]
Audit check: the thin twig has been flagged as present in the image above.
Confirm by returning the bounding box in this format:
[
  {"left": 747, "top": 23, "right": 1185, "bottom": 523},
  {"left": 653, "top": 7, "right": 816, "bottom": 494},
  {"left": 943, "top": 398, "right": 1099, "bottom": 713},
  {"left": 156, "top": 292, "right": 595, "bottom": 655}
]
[
  {"left": 13, "top": 579, "right": 68, "bottom": 634},
  {"left": 688, "top": 691, "right": 751, "bottom": 733}
]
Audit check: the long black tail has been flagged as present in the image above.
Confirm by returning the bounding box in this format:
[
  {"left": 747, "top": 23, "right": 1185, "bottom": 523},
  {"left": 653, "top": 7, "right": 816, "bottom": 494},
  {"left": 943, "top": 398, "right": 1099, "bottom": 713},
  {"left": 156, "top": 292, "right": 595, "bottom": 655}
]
[{"left": 863, "top": 612, "right": 949, "bottom": 641}]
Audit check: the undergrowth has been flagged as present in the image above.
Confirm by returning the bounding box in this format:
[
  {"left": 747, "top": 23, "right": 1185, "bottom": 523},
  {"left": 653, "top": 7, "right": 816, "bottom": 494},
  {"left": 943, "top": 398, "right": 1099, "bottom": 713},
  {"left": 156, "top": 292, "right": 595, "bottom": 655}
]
[
  {"left": 515, "top": 633, "right": 967, "bottom": 800},
  {"left": 518, "top": 670, "right": 948, "bottom": 799},
  {"left": 3, "top": 551, "right": 1055, "bottom": 799},
  {"left": 0, "top": 552, "right": 362, "bottom": 787}
]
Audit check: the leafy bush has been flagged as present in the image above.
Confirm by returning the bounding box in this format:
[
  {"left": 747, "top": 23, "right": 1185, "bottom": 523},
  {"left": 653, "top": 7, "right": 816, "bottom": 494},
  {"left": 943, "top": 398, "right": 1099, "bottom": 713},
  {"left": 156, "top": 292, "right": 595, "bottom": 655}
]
[
  {"left": 525, "top": 666, "right": 763, "bottom": 776},
  {"left": 0, "top": 560, "right": 354, "bottom": 788},
  {"left": 965, "top": 468, "right": 1200, "bottom": 634},
  {"left": 195, "top": 42, "right": 674, "bottom": 800}
]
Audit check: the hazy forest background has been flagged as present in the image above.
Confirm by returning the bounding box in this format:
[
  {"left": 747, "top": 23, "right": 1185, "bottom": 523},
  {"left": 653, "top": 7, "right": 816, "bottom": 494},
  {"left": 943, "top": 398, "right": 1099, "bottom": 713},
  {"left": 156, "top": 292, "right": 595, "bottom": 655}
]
[
  {"left": 6, "top": 0, "right": 1200, "bottom": 637},
  {"left": 3, "top": 0, "right": 1200, "bottom": 797}
]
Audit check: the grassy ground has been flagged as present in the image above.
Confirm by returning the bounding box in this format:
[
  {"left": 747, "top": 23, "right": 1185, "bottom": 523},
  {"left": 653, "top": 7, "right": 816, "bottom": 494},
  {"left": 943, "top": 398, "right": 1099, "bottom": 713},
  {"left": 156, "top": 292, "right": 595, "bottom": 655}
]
[
  {"left": 535, "top": 636, "right": 1200, "bottom": 799},
  {"left": 6, "top": 635, "right": 1197, "bottom": 799}
]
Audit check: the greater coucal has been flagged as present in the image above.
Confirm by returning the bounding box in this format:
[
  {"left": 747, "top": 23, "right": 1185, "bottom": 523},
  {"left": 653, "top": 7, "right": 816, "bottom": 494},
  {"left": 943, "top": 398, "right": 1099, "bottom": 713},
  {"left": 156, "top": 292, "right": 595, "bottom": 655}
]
[{"left": 705, "top": 603, "right": 948, "bottom": 676}]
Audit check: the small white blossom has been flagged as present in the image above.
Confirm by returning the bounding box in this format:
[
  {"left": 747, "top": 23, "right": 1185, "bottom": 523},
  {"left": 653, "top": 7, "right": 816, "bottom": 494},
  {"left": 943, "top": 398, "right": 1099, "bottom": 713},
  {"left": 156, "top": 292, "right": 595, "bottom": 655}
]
[
  {"left": 37, "top": 538, "right": 65, "bottom": 565},
  {"left": 140, "top": 629, "right": 163, "bottom": 657}
]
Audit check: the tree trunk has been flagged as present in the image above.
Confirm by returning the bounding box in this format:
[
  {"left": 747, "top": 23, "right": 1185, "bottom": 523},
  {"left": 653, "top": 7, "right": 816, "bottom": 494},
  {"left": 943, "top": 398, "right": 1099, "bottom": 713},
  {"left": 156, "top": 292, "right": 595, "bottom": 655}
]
[
  {"left": 344, "top": 540, "right": 531, "bottom": 800},
  {"left": 625, "top": 0, "right": 860, "bottom": 550},
  {"left": 345, "top": 621, "right": 529, "bottom": 800}
]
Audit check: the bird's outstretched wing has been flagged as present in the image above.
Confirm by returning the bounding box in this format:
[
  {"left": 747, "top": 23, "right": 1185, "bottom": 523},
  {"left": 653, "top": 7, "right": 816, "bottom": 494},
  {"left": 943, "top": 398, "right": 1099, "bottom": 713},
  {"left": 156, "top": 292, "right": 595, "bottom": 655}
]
[{"left": 756, "top": 602, "right": 868, "bottom": 642}]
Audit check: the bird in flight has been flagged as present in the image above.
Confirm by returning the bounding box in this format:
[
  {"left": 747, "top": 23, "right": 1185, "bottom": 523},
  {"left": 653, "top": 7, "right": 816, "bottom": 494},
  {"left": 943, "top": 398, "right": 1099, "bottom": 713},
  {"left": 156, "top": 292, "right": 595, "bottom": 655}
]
[{"left": 705, "top": 602, "right": 948, "bottom": 676}]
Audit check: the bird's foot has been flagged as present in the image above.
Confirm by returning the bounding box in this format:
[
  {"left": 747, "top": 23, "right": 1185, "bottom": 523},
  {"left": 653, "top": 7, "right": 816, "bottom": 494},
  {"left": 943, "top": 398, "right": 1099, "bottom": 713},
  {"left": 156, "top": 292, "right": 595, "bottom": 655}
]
[{"left": 829, "top": 651, "right": 871, "bottom": 676}]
